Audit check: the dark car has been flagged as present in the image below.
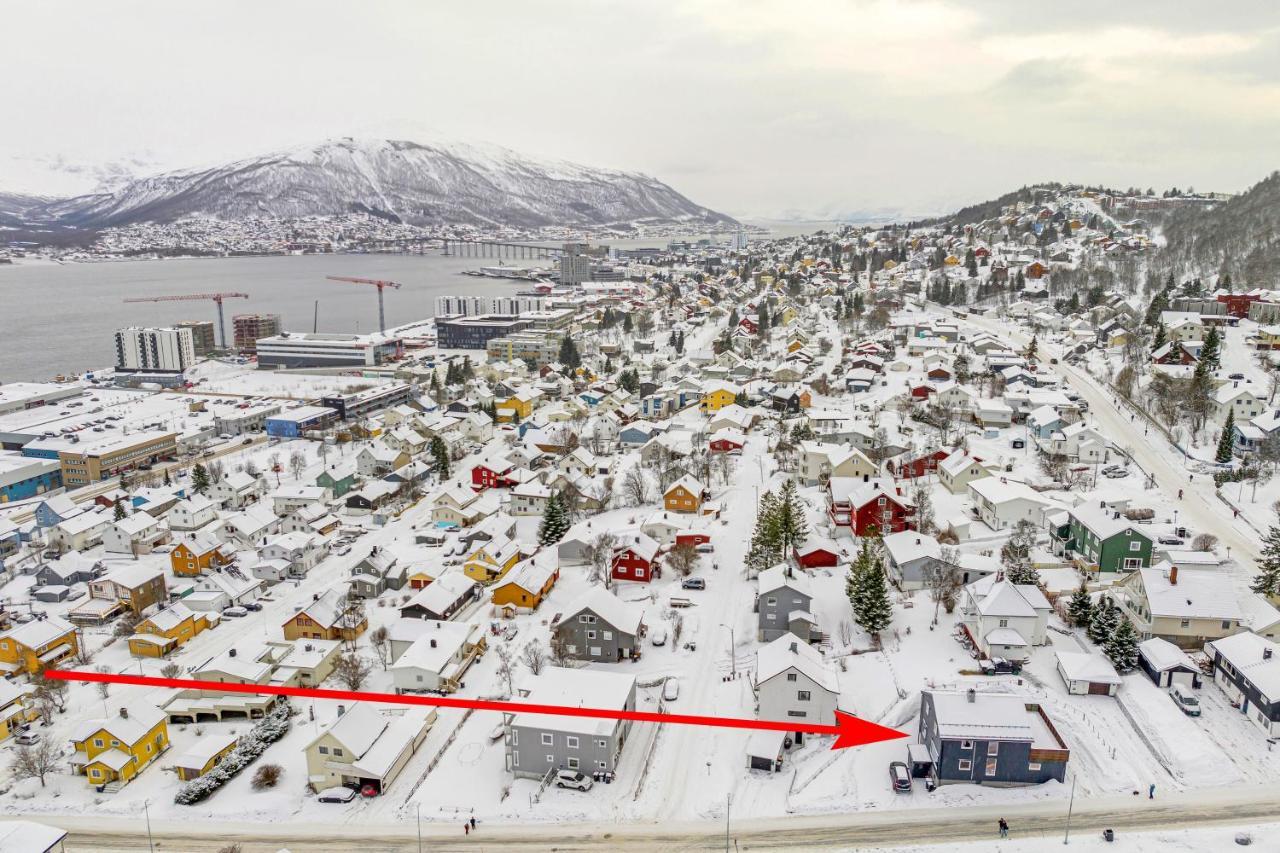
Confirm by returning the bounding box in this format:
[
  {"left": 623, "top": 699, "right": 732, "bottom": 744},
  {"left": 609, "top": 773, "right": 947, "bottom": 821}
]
[
  {"left": 243, "top": 601, "right": 263, "bottom": 612},
  {"left": 890, "top": 761, "right": 912, "bottom": 793},
  {"left": 1158, "top": 535, "right": 1184, "bottom": 546},
  {"left": 681, "top": 577, "right": 706, "bottom": 590},
  {"left": 1229, "top": 373, "right": 1245, "bottom": 380},
  {"left": 979, "top": 658, "right": 1022, "bottom": 675}
]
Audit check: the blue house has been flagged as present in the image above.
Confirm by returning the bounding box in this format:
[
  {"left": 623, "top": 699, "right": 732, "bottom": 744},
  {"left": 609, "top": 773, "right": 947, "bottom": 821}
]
[
  {"left": 35, "top": 495, "right": 81, "bottom": 529},
  {"left": 265, "top": 406, "right": 338, "bottom": 438},
  {"left": 919, "top": 689, "right": 1069, "bottom": 787},
  {"left": 1026, "top": 405, "right": 1065, "bottom": 441},
  {"left": 0, "top": 456, "right": 62, "bottom": 502},
  {"left": 578, "top": 391, "right": 604, "bottom": 408}
]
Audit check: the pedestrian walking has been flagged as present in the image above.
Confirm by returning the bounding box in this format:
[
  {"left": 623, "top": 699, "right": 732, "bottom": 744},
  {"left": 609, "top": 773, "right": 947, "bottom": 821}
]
[
  {"left": 464, "top": 822, "right": 470, "bottom": 836},
  {"left": 470, "top": 817, "right": 477, "bottom": 830},
  {"left": 998, "top": 818, "right": 1009, "bottom": 838},
  {"left": 1178, "top": 489, "right": 1183, "bottom": 499},
  {"left": 1149, "top": 783, "right": 1156, "bottom": 799}
]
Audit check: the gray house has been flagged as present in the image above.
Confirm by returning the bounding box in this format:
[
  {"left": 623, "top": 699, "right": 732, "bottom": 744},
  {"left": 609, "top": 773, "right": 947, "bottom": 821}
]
[
  {"left": 552, "top": 588, "right": 644, "bottom": 663},
  {"left": 348, "top": 547, "right": 407, "bottom": 599},
  {"left": 757, "top": 565, "right": 815, "bottom": 642},
  {"left": 882, "top": 531, "right": 943, "bottom": 590},
  {"left": 918, "top": 689, "right": 1070, "bottom": 787},
  {"left": 506, "top": 667, "right": 636, "bottom": 780},
  {"left": 34, "top": 553, "right": 102, "bottom": 588}
]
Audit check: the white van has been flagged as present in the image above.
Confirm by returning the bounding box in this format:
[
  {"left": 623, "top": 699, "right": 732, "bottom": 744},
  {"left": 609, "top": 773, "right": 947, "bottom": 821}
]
[{"left": 1170, "top": 683, "right": 1200, "bottom": 716}]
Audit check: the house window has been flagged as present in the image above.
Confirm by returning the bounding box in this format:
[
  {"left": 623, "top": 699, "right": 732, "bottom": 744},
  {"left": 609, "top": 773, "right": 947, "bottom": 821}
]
[
  {"left": 985, "top": 759, "right": 998, "bottom": 776},
  {"left": 787, "top": 710, "right": 807, "bottom": 717},
  {"left": 1222, "top": 620, "right": 1233, "bottom": 630},
  {"left": 958, "top": 759, "right": 971, "bottom": 771},
  {"left": 987, "top": 742, "right": 999, "bottom": 756},
  {"left": 579, "top": 615, "right": 596, "bottom": 624},
  {"left": 597, "top": 740, "right": 607, "bottom": 748},
  {"left": 541, "top": 733, "right": 554, "bottom": 746},
  {"left": 797, "top": 691, "right": 811, "bottom": 701},
  {"left": 567, "top": 757, "right": 580, "bottom": 769},
  {"left": 766, "top": 613, "right": 776, "bottom": 621},
  {"left": 960, "top": 740, "right": 973, "bottom": 750},
  {"left": 567, "top": 737, "right": 579, "bottom": 749},
  {"left": 786, "top": 673, "right": 797, "bottom": 681},
  {"left": 765, "top": 597, "right": 777, "bottom": 606},
  {"left": 546, "top": 755, "right": 555, "bottom": 763},
  {"left": 603, "top": 631, "right": 612, "bottom": 640},
  {"left": 333, "top": 748, "right": 344, "bottom": 757},
  {"left": 1028, "top": 762, "right": 1042, "bottom": 771},
  {"left": 636, "top": 568, "right": 646, "bottom": 578},
  {"left": 94, "top": 738, "right": 104, "bottom": 748},
  {"left": 1129, "top": 541, "right": 1141, "bottom": 552},
  {"left": 1180, "top": 619, "right": 1190, "bottom": 628},
  {"left": 998, "top": 619, "right": 1008, "bottom": 628},
  {"left": 586, "top": 630, "right": 597, "bottom": 640},
  {"left": 596, "top": 760, "right": 607, "bottom": 769}
]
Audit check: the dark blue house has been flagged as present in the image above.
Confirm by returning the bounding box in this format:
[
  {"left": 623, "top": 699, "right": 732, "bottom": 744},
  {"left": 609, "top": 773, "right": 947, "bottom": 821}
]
[
  {"left": 1205, "top": 632, "right": 1280, "bottom": 738},
  {"left": 918, "top": 690, "right": 1070, "bottom": 787}
]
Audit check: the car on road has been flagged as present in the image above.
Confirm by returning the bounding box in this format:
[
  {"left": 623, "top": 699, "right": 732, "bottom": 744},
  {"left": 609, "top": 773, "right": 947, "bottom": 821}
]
[
  {"left": 1229, "top": 372, "right": 1245, "bottom": 380},
  {"left": 242, "top": 437, "right": 254, "bottom": 445},
  {"left": 681, "top": 577, "right": 706, "bottom": 590},
  {"left": 890, "top": 761, "right": 912, "bottom": 793},
  {"left": 1102, "top": 467, "right": 1130, "bottom": 479},
  {"left": 650, "top": 627, "right": 668, "bottom": 647},
  {"left": 222, "top": 606, "right": 249, "bottom": 618},
  {"left": 218, "top": 433, "right": 233, "bottom": 440},
  {"left": 555, "top": 770, "right": 594, "bottom": 791},
  {"left": 317, "top": 786, "right": 359, "bottom": 803},
  {"left": 1049, "top": 357, "right": 1059, "bottom": 364},
  {"left": 663, "top": 677, "right": 680, "bottom": 702}
]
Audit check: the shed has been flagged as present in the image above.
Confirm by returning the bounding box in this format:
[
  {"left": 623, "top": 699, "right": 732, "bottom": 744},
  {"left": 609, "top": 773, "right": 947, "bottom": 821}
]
[
  {"left": 1055, "top": 651, "right": 1121, "bottom": 696},
  {"left": 745, "top": 729, "right": 789, "bottom": 772},
  {"left": 907, "top": 742, "right": 933, "bottom": 778},
  {"left": 1137, "top": 637, "right": 1202, "bottom": 689}
]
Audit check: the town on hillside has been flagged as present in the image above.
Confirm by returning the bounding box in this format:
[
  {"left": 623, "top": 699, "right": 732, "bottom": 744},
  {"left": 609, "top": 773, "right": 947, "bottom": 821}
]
[{"left": 2, "top": 187, "right": 1280, "bottom": 837}]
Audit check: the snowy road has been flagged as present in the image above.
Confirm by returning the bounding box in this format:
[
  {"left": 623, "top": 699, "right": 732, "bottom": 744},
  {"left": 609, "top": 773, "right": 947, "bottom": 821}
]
[
  {"left": 958, "top": 311, "right": 1260, "bottom": 570},
  {"left": 30, "top": 781, "right": 1280, "bottom": 850}
]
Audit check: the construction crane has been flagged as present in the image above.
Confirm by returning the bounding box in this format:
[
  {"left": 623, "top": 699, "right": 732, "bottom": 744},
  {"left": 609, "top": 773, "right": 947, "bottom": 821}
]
[
  {"left": 121, "top": 292, "right": 249, "bottom": 349},
  {"left": 325, "top": 276, "right": 402, "bottom": 334}
]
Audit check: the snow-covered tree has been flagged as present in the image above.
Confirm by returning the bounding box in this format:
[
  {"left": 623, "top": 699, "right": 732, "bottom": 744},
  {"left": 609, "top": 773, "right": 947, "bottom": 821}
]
[
  {"left": 1104, "top": 617, "right": 1139, "bottom": 672},
  {"left": 538, "top": 492, "right": 570, "bottom": 546},
  {"left": 1087, "top": 597, "right": 1119, "bottom": 645},
  {"left": 1251, "top": 514, "right": 1280, "bottom": 597},
  {"left": 1216, "top": 409, "right": 1236, "bottom": 464},
  {"left": 1066, "top": 582, "right": 1094, "bottom": 628}
]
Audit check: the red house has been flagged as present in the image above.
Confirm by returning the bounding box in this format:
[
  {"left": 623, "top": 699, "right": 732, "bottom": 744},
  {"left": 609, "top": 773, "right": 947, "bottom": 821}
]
[
  {"left": 611, "top": 532, "right": 661, "bottom": 583},
  {"left": 1217, "top": 292, "right": 1260, "bottom": 319},
  {"left": 893, "top": 449, "right": 950, "bottom": 480},
  {"left": 1025, "top": 261, "right": 1049, "bottom": 280},
  {"left": 737, "top": 317, "right": 759, "bottom": 335},
  {"left": 827, "top": 476, "right": 915, "bottom": 536},
  {"left": 675, "top": 532, "right": 711, "bottom": 549},
  {"left": 708, "top": 432, "right": 745, "bottom": 453},
  {"left": 471, "top": 457, "right": 517, "bottom": 491},
  {"left": 909, "top": 383, "right": 936, "bottom": 401},
  {"left": 793, "top": 538, "right": 840, "bottom": 568},
  {"left": 927, "top": 366, "right": 952, "bottom": 381}
]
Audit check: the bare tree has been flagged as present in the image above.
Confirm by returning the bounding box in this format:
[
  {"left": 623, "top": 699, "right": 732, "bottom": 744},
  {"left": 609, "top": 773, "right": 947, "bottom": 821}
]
[
  {"left": 160, "top": 662, "right": 183, "bottom": 680},
  {"left": 621, "top": 466, "right": 653, "bottom": 506},
  {"left": 32, "top": 676, "right": 68, "bottom": 725},
  {"left": 665, "top": 542, "right": 699, "bottom": 577},
  {"left": 910, "top": 479, "right": 936, "bottom": 534},
  {"left": 1191, "top": 533, "right": 1218, "bottom": 552},
  {"left": 332, "top": 651, "right": 374, "bottom": 691},
  {"left": 670, "top": 612, "right": 684, "bottom": 647},
  {"left": 94, "top": 665, "right": 111, "bottom": 700},
  {"left": 582, "top": 532, "right": 617, "bottom": 588},
  {"left": 268, "top": 453, "right": 282, "bottom": 486},
  {"left": 520, "top": 642, "right": 548, "bottom": 676},
  {"left": 289, "top": 450, "right": 307, "bottom": 482},
  {"left": 12, "top": 738, "right": 58, "bottom": 787},
  {"left": 369, "top": 626, "right": 390, "bottom": 669},
  {"left": 925, "top": 548, "right": 964, "bottom": 623},
  {"left": 549, "top": 631, "right": 574, "bottom": 666},
  {"left": 72, "top": 636, "right": 93, "bottom": 666},
  {"left": 495, "top": 644, "right": 516, "bottom": 696},
  {"left": 838, "top": 619, "right": 854, "bottom": 649},
  {"left": 243, "top": 458, "right": 260, "bottom": 478}
]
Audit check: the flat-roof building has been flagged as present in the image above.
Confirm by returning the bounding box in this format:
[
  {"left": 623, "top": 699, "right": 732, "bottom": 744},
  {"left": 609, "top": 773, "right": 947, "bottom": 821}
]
[
  {"left": 57, "top": 431, "right": 177, "bottom": 486},
  {"left": 114, "top": 327, "right": 196, "bottom": 374},
  {"left": 0, "top": 451, "right": 62, "bottom": 502},
  {"left": 0, "top": 383, "right": 83, "bottom": 417},
  {"left": 233, "top": 314, "right": 282, "bottom": 354},
  {"left": 264, "top": 406, "right": 338, "bottom": 438},
  {"left": 320, "top": 384, "right": 414, "bottom": 421},
  {"left": 255, "top": 333, "right": 403, "bottom": 369},
  {"left": 175, "top": 320, "right": 217, "bottom": 356},
  {"left": 435, "top": 315, "right": 531, "bottom": 350}
]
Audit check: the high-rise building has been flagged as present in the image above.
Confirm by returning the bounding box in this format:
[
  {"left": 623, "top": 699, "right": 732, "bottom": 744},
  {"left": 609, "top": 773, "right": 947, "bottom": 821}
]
[
  {"left": 113, "top": 327, "right": 195, "bottom": 374},
  {"left": 434, "top": 295, "right": 548, "bottom": 316},
  {"left": 233, "top": 314, "right": 282, "bottom": 353},
  {"left": 558, "top": 244, "right": 593, "bottom": 286},
  {"left": 175, "top": 320, "right": 216, "bottom": 356}
]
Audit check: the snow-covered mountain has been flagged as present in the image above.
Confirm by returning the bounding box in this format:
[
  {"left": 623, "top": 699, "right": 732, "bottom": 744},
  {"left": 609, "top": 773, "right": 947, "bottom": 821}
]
[{"left": 13, "top": 138, "right": 736, "bottom": 230}]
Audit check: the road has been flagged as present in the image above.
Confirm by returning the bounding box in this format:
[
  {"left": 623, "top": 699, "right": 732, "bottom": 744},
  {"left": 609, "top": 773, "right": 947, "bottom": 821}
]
[
  {"left": 21, "top": 781, "right": 1280, "bottom": 851},
  {"left": 959, "top": 311, "right": 1259, "bottom": 569}
]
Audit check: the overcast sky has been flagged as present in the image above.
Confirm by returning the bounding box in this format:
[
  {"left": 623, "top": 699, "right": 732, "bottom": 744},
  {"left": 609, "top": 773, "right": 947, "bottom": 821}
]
[{"left": 4, "top": 1, "right": 1280, "bottom": 218}]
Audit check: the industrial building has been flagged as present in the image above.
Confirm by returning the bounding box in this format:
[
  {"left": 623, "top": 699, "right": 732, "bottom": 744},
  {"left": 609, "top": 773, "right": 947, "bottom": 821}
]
[
  {"left": 57, "top": 431, "right": 177, "bottom": 486},
  {"left": 264, "top": 406, "right": 338, "bottom": 438},
  {"left": 255, "top": 333, "right": 403, "bottom": 369},
  {"left": 233, "top": 314, "right": 282, "bottom": 353},
  {"left": 434, "top": 315, "right": 532, "bottom": 350},
  {"left": 0, "top": 452, "right": 62, "bottom": 502},
  {"left": 0, "top": 383, "right": 83, "bottom": 417},
  {"left": 175, "top": 320, "right": 217, "bottom": 356},
  {"left": 113, "top": 327, "right": 196, "bottom": 374},
  {"left": 320, "top": 384, "right": 414, "bottom": 421}
]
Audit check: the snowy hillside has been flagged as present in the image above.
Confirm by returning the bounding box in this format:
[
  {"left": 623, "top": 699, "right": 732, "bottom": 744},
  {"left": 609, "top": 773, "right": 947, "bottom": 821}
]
[{"left": 11, "top": 138, "right": 737, "bottom": 230}]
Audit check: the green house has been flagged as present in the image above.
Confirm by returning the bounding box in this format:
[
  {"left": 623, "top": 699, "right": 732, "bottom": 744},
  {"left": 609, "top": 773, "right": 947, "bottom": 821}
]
[
  {"left": 315, "top": 464, "right": 359, "bottom": 498},
  {"left": 1058, "top": 505, "right": 1152, "bottom": 573}
]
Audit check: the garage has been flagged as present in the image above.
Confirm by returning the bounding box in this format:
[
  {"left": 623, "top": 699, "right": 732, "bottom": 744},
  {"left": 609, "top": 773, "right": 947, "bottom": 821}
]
[{"left": 1056, "top": 651, "right": 1122, "bottom": 696}]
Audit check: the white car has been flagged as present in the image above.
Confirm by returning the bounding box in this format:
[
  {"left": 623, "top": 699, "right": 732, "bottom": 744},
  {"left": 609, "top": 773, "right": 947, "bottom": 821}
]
[
  {"left": 662, "top": 677, "right": 679, "bottom": 702},
  {"left": 650, "top": 627, "right": 668, "bottom": 647},
  {"left": 222, "top": 606, "right": 249, "bottom": 618},
  {"left": 555, "top": 769, "right": 594, "bottom": 791},
  {"left": 316, "top": 786, "right": 359, "bottom": 803}
]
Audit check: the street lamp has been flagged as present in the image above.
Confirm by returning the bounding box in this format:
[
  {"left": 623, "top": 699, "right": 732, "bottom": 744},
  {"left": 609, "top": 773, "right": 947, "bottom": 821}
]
[{"left": 720, "top": 623, "right": 736, "bottom": 679}]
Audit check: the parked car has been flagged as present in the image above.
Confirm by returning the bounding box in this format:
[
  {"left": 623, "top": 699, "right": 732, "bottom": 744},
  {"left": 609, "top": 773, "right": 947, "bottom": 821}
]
[
  {"left": 1158, "top": 535, "right": 1184, "bottom": 546},
  {"left": 695, "top": 543, "right": 715, "bottom": 553},
  {"left": 13, "top": 731, "right": 41, "bottom": 746},
  {"left": 1229, "top": 373, "right": 1245, "bottom": 380},
  {"left": 317, "top": 786, "right": 359, "bottom": 803},
  {"left": 663, "top": 677, "right": 680, "bottom": 702},
  {"left": 1171, "top": 683, "right": 1201, "bottom": 716},
  {"left": 890, "top": 761, "right": 912, "bottom": 793},
  {"left": 222, "top": 606, "right": 249, "bottom": 618},
  {"left": 979, "top": 658, "right": 1022, "bottom": 675},
  {"left": 243, "top": 601, "right": 263, "bottom": 612},
  {"left": 650, "top": 627, "right": 669, "bottom": 647},
  {"left": 555, "top": 769, "right": 594, "bottom": 791},
  {"left": 681, "top": 577, "right": 706, "bottom": 590}
]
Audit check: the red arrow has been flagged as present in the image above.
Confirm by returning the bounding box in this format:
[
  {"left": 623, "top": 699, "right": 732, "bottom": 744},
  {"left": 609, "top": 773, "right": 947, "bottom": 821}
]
[{"left": 44, "top": 669, "right": 906, "bottom": 751}]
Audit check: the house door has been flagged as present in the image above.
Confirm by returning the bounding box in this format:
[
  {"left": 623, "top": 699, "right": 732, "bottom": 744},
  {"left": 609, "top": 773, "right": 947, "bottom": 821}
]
[{"left": 1088, "top": 682, "right": 1111, "bottom": 695}]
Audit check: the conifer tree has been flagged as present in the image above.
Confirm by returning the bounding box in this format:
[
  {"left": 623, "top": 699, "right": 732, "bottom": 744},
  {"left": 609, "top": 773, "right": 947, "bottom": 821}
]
[
  {"left": 429, "top": 435, "right": 450, "bottom": 479},
  {"left": 1200, "top": 326, "right": 1221, "bottom": 370},
  {"left": 1151, "top": 322, "right": 1166, "bottom": 352},
  {"left": 745, "top": 491, "right": 782, "bottom": 577},
  {"left": 1251, "top": 514, "right": 1280, "bottom": 597},
  {"left": 538, "top": 492, "right": 570, "bottom": 546},
  {"left": 1104, "top": 617, "right": 1139, "bottom": 672},
  {"left": 192, "top": 463, "right": 210, "bottom": 495},
  {"left": 1216, "top": 409, "right": 1236, "bottom": 463},
  {"left": 1066, "top": 582, "right": 1094, "bottom": 628},
  {"left": 113, "top": 497, "right": 127, "bottom": 521},
  {"left": 1087, "top": 596, "right": 1119, "bottom": 645},
  {"left": 774, "top": 479, "right": 810, "bottom": 554},
  {"left": 1000, "top": 520, "right": 1040, "bottom": 585},
  {"left": 1023, "top": 335, "right": 1038, "bottom": 361},
  {"left": 851, "top": 540, "right": 893, "bottom": 637}
]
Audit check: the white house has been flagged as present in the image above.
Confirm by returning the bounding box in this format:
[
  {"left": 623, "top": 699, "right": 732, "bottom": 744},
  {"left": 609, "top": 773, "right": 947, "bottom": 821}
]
[
  {"left": 959, "top": 575, "right": 1052, "bottom": 661},
  {"left": 509, "top": 480, "right": 552, "bottom": 516},
  {"left": 937, "top": 450, "right": 990, "bottom": 495},
  {"left": 967, "top": 478, "right": 1054, "bottom": 531},
  {"left": 167, "top": 495, "right": 218, "bottom": 531},
  {"left": 209, "top": 472, "right": 266, "bottom": 510},
  {"left": 103, "top": 513, "right": 170, "bottom": 555},
  {"left": 754, "top": 633, "right": 841, "bottom": 732},
  {"left": 389, "top": 621, "right": 485, "bottom": 694}
]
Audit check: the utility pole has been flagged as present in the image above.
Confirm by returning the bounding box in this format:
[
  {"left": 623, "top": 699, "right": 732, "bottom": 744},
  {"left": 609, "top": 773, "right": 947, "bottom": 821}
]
[
  {"left": 416, "top": 802, "right": 422, "bottom": 853},
  {"left": 1062, "top": 774, "right": 1076, "bottom": 844},
  {"left": 725, "top": 793, "right": 732, "bottom": 852},
  {"left": 144, "top": 799, "right": 155, "bottom": 852}
]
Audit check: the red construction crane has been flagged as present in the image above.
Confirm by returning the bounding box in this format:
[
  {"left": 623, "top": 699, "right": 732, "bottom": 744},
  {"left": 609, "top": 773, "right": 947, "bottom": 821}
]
[
  {"left": 122, "top": 292, "right": 250, "bottom": 350},
  {"left": 325, "top": 276, "right": 402, "bottom": 333}
]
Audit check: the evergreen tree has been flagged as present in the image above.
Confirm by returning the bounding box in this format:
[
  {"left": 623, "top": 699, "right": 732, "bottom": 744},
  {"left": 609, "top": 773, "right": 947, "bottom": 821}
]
[
  {"left": 757, "top": 303, "right": 770, "bottom": 331},
  {"left": 192, "top": 463, "right": 211, "bottom": 495},
  {"left": 113, "top": 497, "right": 127, "bottom": 521},
  {"left": 623, "top": 313, "right": 633, "bottom": 334},
  {"left": 734, "top": 391, "right": 749, "bottom": 407},
  {"left": 429, "top": 435, "right": 451, "bottom": 479},
  {"left": 953, "top": 352, "right": 971, "bottom": 385},
  {"left": 538, "top": 492, "right": 570, "bottom": 546},
  {"left": 774, "top": 480, "right": 810, "bottom": 554},
  {"left": 851, "top": 540, "right": 893, "bottom": 637},
  {"left": 745, "top": 491, "right": 783, "bottom": 576},
  {"left": 1251, "top": 515, "right": 1280, "bottom": 597},
  {"left": 558, "top": 336, "right": 581, "bottom": 370},
  {"left": 1104, "top": 617, "right": 1139, "bottom": 672},
  {"left": 675, "top": 331, "right": 684, "bottom": 354},
  {"left": 1200, "top": 326, "right": 1221, "bottom": 370},
  {"left": 163, "top": 468, "right": 171, "bottom": 487},
  {"left": 1087, "top": 597, "right": 1119, "bottom": 645},
  {"left": 1000, "top": 520, "right": 1039, "bottom": 585},
  {"left": 728, "top": 306, "right": 739, "bottom": 329},
  {"left": 1151, "top": 322, "right": 1167, "bottom": 352},
  {"left": 1216, "top": 409, "right": 1236, "bottom": 463},
  {"left": 1066, "top": 582, "right": 1094, "bottom": 628},
  {"left": 1023, "top": 335, "right": 1038, "bottom": 362}
]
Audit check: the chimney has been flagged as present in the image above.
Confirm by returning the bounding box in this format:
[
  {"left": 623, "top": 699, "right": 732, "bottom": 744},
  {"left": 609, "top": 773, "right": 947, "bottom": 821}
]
[
  {"left": 1169, "top": 565, "right": 1178, "bottom": 586},
  {"left": 1264, "top": 648, "right": 1273, "bottom": 660},
  {"left": 789, "top": 641, "right": 798, "bottom": 654},
  {"left": 337, "top": 704, "right": 346, "bottom": 716},
  {"left": 966, "top": 688, "right": 976, "bottom": 704},
  {"left": 430, "top": 638, "right": 437, "bottom": 648},
  {"left": 119, "top": 707, "right": 129, "bottom": 719},
  {"left": 229, "top": 648, "right": 237, "bottom": 657}
]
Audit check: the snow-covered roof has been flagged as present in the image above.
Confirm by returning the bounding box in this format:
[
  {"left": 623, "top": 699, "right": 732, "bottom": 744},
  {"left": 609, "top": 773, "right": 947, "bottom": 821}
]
[
  {"left": 966, "top": 575, "right": 1050, "bottom": 618},
  {"left": 1069, "top": 504, "right": 1149, "bottom": 542},
  {"left": 927, "top": 690, "right": 1060, "bottom": 748},
  {"left": 390, "top": 622, "right": 479, "bottom": 675},
  {"left": 1137, "top": 564, "right": 1243, "bottom": 620},
  {"left": 0, "top": 615, "right": 75, "bottom": 649},
  {"left": 983, "top": 627, "right": 1028, "bottom": 646},
  {"left": 882, "top": 531, "right": 940, "bottom": 565},
  {"left": 1055, "top": 651, "right": 1121, "bottom": 684},
  {"left": 71, "top": 704, "right": 167, "bottom": 747},
  {"left": 561, "top": 588, "right": 644, "bottom": 635},
  {"left": 1206, "top": 632, "right": 1280, "bottom": 698},
  {"left": 1137, "top": 637, "right": 1198, "bottom": 673},
  {"left": 511, "top": 667, "right": 635, "bottom": 736},
  {"left": 758, "top": 565, "right": 813, "bottom": 598},
  {"left": 756, "top": 633, "right": 838, "bottom": 693}
]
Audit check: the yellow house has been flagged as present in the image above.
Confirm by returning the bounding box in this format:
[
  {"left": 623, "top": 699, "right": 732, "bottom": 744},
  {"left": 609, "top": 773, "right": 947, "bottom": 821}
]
[
  {"left": 700, "top": 384, "right": 740, "bottom": 413},
  {"left": 777, "top": 305, "right": 798, "bottom": 325},
  {"left": 170, "top": 533, "right": 228, "bottom": 577},
  {"left": 498, "top": 390, "right": 540, "bottom": 423},
  {"left": 491, "top": 561, "right": 559, "bottom": 613},
  {"left": 0, "top": 616, "right": 79, "bottom": 676},
  {"left": 173, "top": 731, "right": 239, "bottom": 781},
  {"left": 943, "top": 255, "right": 960, "bottom": 266},
  {"left": 72, "top": 705, "right": 169, "bottom": 787},
  {"left": 1255, "top": 325, "right": 1280, "bottom": 351},
  {"left": 0, "top": 682, "right": 37, "bottom": 742},
  {"left": 463, "top": 537, "right": 521, "bottom": 585},
  {"left": 127, "top": 603, "right": 212, "bottom": 658},
  {"left": 663, "top": 475, "right": 705, "bottom": 514}
]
